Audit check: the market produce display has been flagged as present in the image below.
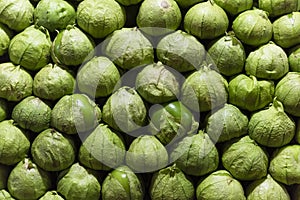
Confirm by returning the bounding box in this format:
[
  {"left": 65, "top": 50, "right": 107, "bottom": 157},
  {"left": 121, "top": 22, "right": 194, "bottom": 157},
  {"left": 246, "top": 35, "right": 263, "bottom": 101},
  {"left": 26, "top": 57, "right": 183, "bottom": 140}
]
[{"left": 1, "top": 0, "right": 300, "bottom": 199}]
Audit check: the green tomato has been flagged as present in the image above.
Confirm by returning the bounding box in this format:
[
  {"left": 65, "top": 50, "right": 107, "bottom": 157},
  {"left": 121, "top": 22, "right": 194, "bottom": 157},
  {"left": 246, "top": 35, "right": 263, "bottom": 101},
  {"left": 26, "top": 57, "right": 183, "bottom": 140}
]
[
  {"left": 150, "top": 101, "right": 199, "bottom": 145},
  {"left": 207, "top": 33, "right": 246, "bottom": 76},
  {"left": 196, "top": 170, "right": 246, "bottom": 200},
  {"left": 258, "top": 0, "right": 299, "bottom": 17},
  {"left": 39, "top": 191, "right": 64, "bottom": 200},
  {"left": 102, "top": 27, "right": 154, "bottom": 70},
  {"left": 0, "top": 0, "right": 34, "bottom": 31},
  {"left": 228, "top": 74, "right": 274, "bottom": 111},
  {"left": 222, "top": 136, "right": 269, "bottom": 181},
  {"left": 136, "top": 62, "right": 181, "bottom": 104},
  {"left": 34, "top": 0, "right": 76, "bottom": 32},
  {"left": 102, "top": 86, "right": 147, "bottom": 133},
  {"left": 31, "top": 128, "right": 76, "bottom": 171},
  {"left": 51, "top": 25, "right": 95, "bottom": 66},
  {"left": 174, "top": 0, "right": 204, "bottom": 8},
  {"left": 9, "top": 25, "right": 52, "bottom": 71},
  {"left": 57, "top": 163, "right": 101, "bottom": 200},
  {"left": 137, "top": 0, "right": 182, "bottom": 36},
  {"left": 269, "top": 145, "right": 300, "bottom": 185},
  {"left": 77, "top": 0, "right": 126, "bottom": 38},
  {"left": 275, "top": 72, "right": 300, "bottom": 117},
  {"left": 126, "top": 135, "right": 168, "bottom": 172},
  {"left": 149, "top": 164, "right": 195, "bottom": 200},
  {"left": 0, "top": 23, "right": 13, "bottom": 56},
  {"left": 246, "top": 174, "right": 291, "bottom": 200},
  {"left": 33, "top": 63, "right": 75, "bottom": 101},
  {"left": 102, "top": 165, "right": 144, "bottom": 200},
  {"left": 289, "top": 45, "right": 300, "bottom": 72},
  {"left": 78, "top": 124, "right": 126, "bottom": 170},
  {"left": 245, "top": 42, "right": 289, "bottom": 80},
  {"left": 51, "top": 93, "right": 101, "bottom": 134},
  {"left": 170, "top": 130, "right": 219, "bottom": 176},
  {"left": 181, "top": 66, "right": 228, "bottom": 112},
  {"left": 156, "top": 30, "right": 206, "bottom": 72},
  {"left": 273, "top": 12, "right": 300, "bottom": 48},
  {"left": 0, "top": 63, "right": 33, "bottom": 101},
  {"left": 248, "top": 98, "right": 296, "bottom": 147},
  {"left": 0, "top": 189, "right": 15, "bottom": 200},
  {"left": 214, "top": 0, "right": 253, "bottom": 15},
  {"left": 7, "top": 158, "right": 52, "bottom": 200},
  {"left": 232, "top": 9, "right": 272, "bottom": 46},
  {"left": 184, "top": 1, "right": 229, "bottom": 39},
  {"left": 12, "top": 96, "right": 51, "bottom": 133},
  {"left": 0, "top": 120, "right": 30, "bottom": 166},
  {"left": 205, "top": 103, "right": 248, "bottom": 143},
  {"left": 77, "top": 56, "right": 120, "bottom": 98}
]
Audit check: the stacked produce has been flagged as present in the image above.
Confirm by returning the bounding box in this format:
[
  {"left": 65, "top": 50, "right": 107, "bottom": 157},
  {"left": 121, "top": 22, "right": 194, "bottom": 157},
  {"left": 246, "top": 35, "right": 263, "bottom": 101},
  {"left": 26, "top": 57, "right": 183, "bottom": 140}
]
[{"left": 1, "top": 0, "right": 300, "bottom": 199}]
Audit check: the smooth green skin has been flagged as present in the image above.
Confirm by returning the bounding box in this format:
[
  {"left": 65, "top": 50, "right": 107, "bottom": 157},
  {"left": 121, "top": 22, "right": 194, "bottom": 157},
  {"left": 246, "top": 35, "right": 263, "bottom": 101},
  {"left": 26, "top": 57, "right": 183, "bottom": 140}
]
[
  {"left": 34, "top": 0, "right": 76, "bottom": 32},
  {"left": 150, "top": 164, "right": 195, "bottom": 200},
  {"left": 246, "top": 174, "right": 291, "bottom": 200},
  {"left": 102, "top": 86, "right": 147, "bottom": 133},
  {"left": 51, "top": 25, "right": 95, "bottom": 66},
  {"left": 9, "top": 25, "right": 52, "bottom": 71},
  {"left": 0, "top": 0, "right": 34, "bottom": 31},
  {"left": 156, "top": 30, "right": 206, "bottom": 72},
  {"left": 126, "top": 135, "right": 168, "bottom": 173},
  {"left": 273, "top": 12, "right": 300, "bottom": 48},
  {"left": 103, "top": 27, "right": 154, "bottom": 70},
  {"left": 12, "top": 96, "right": 51, "bottom": 133},
  {"left": 102, "top": 165, "right": 144, "bottom": 200},
  {"left": 175, "top": 0, "right": 204, "bottom": 8},
  {"left": 170, "top": 131, "right": 219, "bottom": 176},
  {"left": 137, "top": 0, "right": 182, "bottom": 36},
  {"left": 222, "top": 136, "right": 268, "bottom": 181},
  {"left": 184, "top": 1, "right": 229, "bottom": 40},
  {"left": 31, "top": 128, "right": 76, "bottom": 171},
  {"left": 214, "top": 0, "right": 253, "bottom": 15},
  {"left": 39, "top": 191, "right": 64, "bottom": 200},
  {"left": 232, "top": 9, "right": 272, "bottom": 46},
  {"left": 0, "top": 189, "right": 15, "bottom": 200},
  {"left": 77, "top": 56, "right": 120, "bottom": 98},
  {"left": 208, "top": 34, "right": 246, "bottom": 76},
  {"left": 275, "top": 72, "right": 300, "bottom": 117},
  {"left": 289, "top": 45, "right": 300, "bottom": 72},
  {"left": 259, "top": 0, "right": 299, "bottom": 17},
  {"left": 7, "top": 158, "right": 52, "bottom": 200},
  {"left": 245, "top": 42, "right": 289, "bottom": 80},
  {"left": 150, "top": 101, "right": 199, "bottom": 145},
  {"left": 228, "top": 74, "right": 274, "bottom": 112},
  {"left": 269, "top": 145, "right": 300, "bottom": 185},
  {"left": 0, "top": 98, "right": 8, "bottom": 122},
  {"left": 77, "top": 0, "right": 126, "bottom": 38},
  {"left": 205, "top": 103, "right": 248, "bottom": 143},
  {"left": 0, "top": 23, "right": 13, "bottom": 56},
  {"left": 248, "top": 98, "right": 295, "bottom": 147},
  {"left": 116, "top": 0, "right": 142, "bottom": 6},
  {"left": 181, "top": 66, "right": 228, "bottom": 112},
  {"left": 33, "top": 63, "right": 75, "bottom": 101},
  {"left": 196, "top": 170, "right": 246, "bottom": 200},
  {"left": 78, "top": 124, "right": 126, "bottom": 170},
  {"left": 136, "top": 62, "right": 180, "bottom": 104},
  {"left": 0, "top": 120, "right": 30, "bottom": 166},
  {"left": 51, "top": 94, "right": 101, "bottom": 134},
  {"left": 0, "top": 164, "right": 10, "bottom": 189},
  {"left": 57, "top": 163, "right": 101, "bottom": 200},
  {"left": 0, "top": 62, "right": 33, "bottom": 102}
]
